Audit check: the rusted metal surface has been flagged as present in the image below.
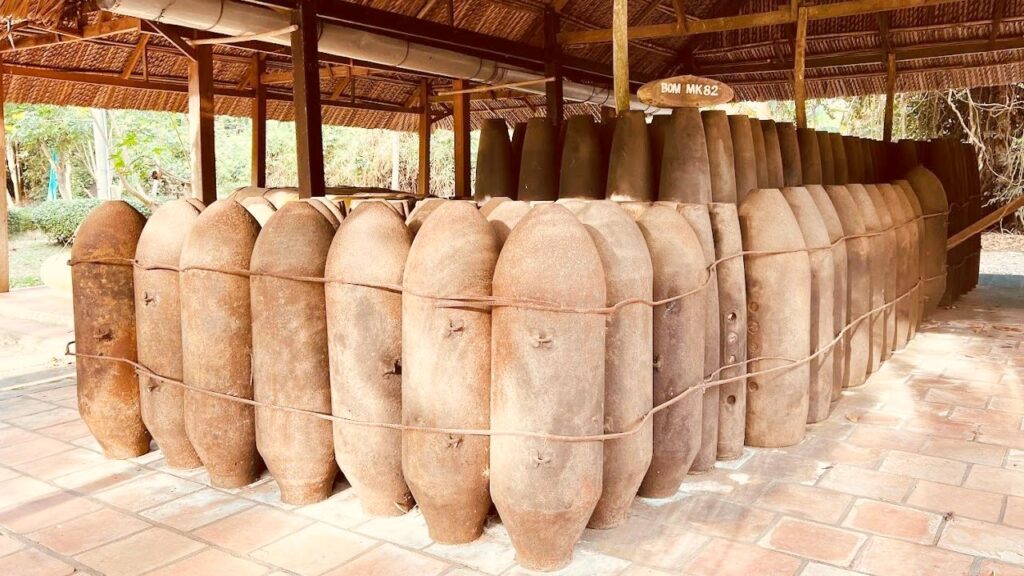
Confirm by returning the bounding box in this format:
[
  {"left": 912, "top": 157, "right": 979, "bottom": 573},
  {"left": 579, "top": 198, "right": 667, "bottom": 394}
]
[
  {"left": 559, "top": 115, "right": 605, "bottom": 200},
  {"left": 702, "top": 110, "right": 738, "bottom": 204},
  {"left": 760, "top": 120, "right": 785, "bottom": 189},
  {"left": 904, "top": 165, "right": 948, "bottom": 315},
  {"left": 748, "top": 117, "right": 770, "bottom": 189},
  {"left": 484, "top": 200, "right": 532, "bottom": 246},
  {"left": 777, "top": 122, "right": 803, "bottom": 188},
  {"left": 806, "top": 186, "right": 849, "bottom": 399},
  {"left": 826, "top": 185, "right": 871, "bottom": 389},
  {"left": 476, "top": 118, "right": 516, "bottom": 202},
  {"left": 658, "top": 109, "right": 712, "bottom": 204},
  {"left": 606, "top": 111, "right": 653, "bottom": 202},
  {"left": 729, "top": 115, "right": 757, "bottom": 203},
  {"left": 517, "top": 118, "right": 559, "bottom": 202},
  {"left": 847, "top": 183, "right": 886, "bottom": 375},
  {"left": 865, "top": 184, "right": 898, "bottom": 361}
]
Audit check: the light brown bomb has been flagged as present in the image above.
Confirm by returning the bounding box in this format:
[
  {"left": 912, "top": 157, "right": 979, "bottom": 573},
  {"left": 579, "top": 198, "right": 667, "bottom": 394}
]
[
  {"left": 729, "top": 115, "right": 758, "bottom": 203},
  {"left": 846, "top": 184, "right": 885, "bottom": 375},
  {"left": 797, "top": 128, "right": 823, "bottom": 185},
  {"left": 777, "top": 122, "right": 803, "bottom": 187},
  {"left": 862, "top": 139, "right": 878, "bottom": 183},
  {"left": 805, "top": 186, "right": 849, "bottom": 398},
  {"left": 818, "top": 132, "right": 836, "bottom": 186},
  {"left": 518, "top": 118, "right": 559, "bottom": 202},
  {"left": 659, "top": 108, "right": 712, "bottom": 204},
  {"left": 134, "top": 199, "right": 203, "bottom": 468},
  {"left": 702, "top": 110, "right": 738, "bottom": 203},
  {"left": 485, "top": 200, "right": 532, "bottom": 246},
  {"left": 239, "top": 195, "right": 276, "bottom": 226},
  {"left": 676, "top": 203, "right": 720, "bottom": 473},
  {"left": 607, "top": 110, "right": 653, "bottom": 202},
  {"left": 407, "top": 198, "right": 449, "bottom": 237},
  {"left": 895, "top": 180, "right": 925, "bottom": 337},
  {"left": 403, "top": 202, "right": 498, "bottom": 543},
  {"left": 844, "top": 136, "right": 866, "bottom": 185},
  {"left": 181, "top": 199, "right": 262, "bottom": 487},
  {"left": 263, "top": 188, "right": 299, "bottom": 209},
  {"left": 880, "top": 183, "right": 914, "bottom": 350},
  {"left": 491, "top": 204, "right": 605, "bottom": 571},
  {"left": 559, "top": 115, "right": 605, "bottom": 200},
  {"left": 707, "top": 203, "right": 747, "bottom": 460},
  {"left": 566, "top": 201, "right": 654, "bottom": 530},
  {"left": 864, "top": 184, "right": 898, "bottom": 360},
  {"left": 251, "top": 202, "right": 338, "bottom": 504},
  {"left": 825, "top": 185, "right": 871, "bottom": 388},
  {"left": 782, "top": 187, "right": 835, "bottom": 423},
  {"left": 892, "top": 140, "right": 920, "bottom": 179},
  {"left": 739, "top": 188, "right": 812, "bottom": 447},
  {"left": 760, "top": 120, "right": 785, "bottom": 189},
  {"left": 903, "top": 166, "right": 948, "bottom": 316},
  {"left": 310, "top": 197, "right": 344, "bottom": 225},
  {"left": 476, "top": 118, "right": 516, "bottom": 202},
  {"left": 72, "top": 201, "right": 150, "bottom": 459},
  {"left": 634, "top": 206, "right": 706, "bottom": 496},
  {"left": 511, "top": 121, "right": 528, "bottom": 189},
  {"left": 326, "top": 202, "right": 414, "bottom": 516},
  {"left": 649, "top": 114, "right": 671, "bottom": 199},
  {"left": 830, "top": 133, "right": 850, "bottom": 185},
  {"left": 748, "top": 117, "right": 770, "bottom": 189}
]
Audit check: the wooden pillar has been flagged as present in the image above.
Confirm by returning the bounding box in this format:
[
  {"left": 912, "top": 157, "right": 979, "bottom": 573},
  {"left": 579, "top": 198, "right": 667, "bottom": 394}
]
[
  {"left": 453, "top": 78, "right": 471, "bottom": 199},
  {"left": 612, "top": 0, "right": 630, "bottom": 114},
  {"left": 883, "top": 52, "right": 897, "bottom": 142},
  {"left": 291, "top": 0, "right": 326, "bottom": 198},
  {"left": 188, "top": 44, "right": 216, "bottom": 205},
  {"left": 0, "top": 61, "right": 8, "bottom": 294},
  {"left": 793, "top": 7, "right": 808, "bottom": 129},
  {"left": 251, "top": 54, "right": 267, "bottom": 188},
  {"left": 417, "top": 80, "right": 431, "bottom": 197},
  {"left": 544, "top": 7, "right": 564, "bottom": 127}
]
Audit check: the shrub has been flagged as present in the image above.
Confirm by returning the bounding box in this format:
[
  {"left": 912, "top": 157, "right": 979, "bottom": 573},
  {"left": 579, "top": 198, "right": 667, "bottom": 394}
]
[
  {"left": 7, "top": 206, "right": 34, "bottom": 236},
  {"left": 28, "top": 198, "right": 104, "bottom": 245}
]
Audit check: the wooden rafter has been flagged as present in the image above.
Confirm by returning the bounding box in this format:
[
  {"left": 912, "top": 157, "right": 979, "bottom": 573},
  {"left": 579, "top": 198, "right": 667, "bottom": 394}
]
[
  {"left": 145, "top": 21, "right": 196, "bottom": 61},
  {"left": 0, "top": 16, "right": 141, "bottom": 52},
  {"left": 988, "top": 0, "right": 1007, "bottom": 45},
  {"left": 120, "top": 34, "right": 150, "bottom": 79}
]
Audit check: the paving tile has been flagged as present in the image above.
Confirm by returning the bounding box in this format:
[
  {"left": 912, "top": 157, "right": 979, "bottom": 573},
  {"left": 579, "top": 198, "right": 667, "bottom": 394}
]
[
  {"left": 0, "top": 491, "right": 102, "bottom": 533},
  {"left": 846, "top": 427, "right": 927, "bottom": 453},
  {"left": 963, "top": 465, "right": 1024, "bottom": 497},
  {"left": 27, "top": 386, "right": 77, "bottom": 405},
  {"left": 855, "top": 536, "right": 974, "bottom": 576},
  {"left": 684, "top": 537, "right": 802, "bottom": 576},
  {"left": 0, "top": 547, "right": 76, "bottom": 576},
  {"left": 739, "top": 452, "right": 831, "bottom": 485},
  {"left": 937, "top": 516, "right": 1024, "bottom": 564},
  {"left": 905, "top": 480, "right": 1005, "bottom": 523},
  {"left": 800, "top": 562, "right": 868, "bottom": 575},
  {"left": 990, "top": 396, "right": 1024, "bottom": 415},
  {"left": 6, "top": 407, "right": 81, "bottom": 430},
  {"left": 504, "top": 547, "right": 631, "bottom": 576},
  {"left": 817, "top": 465, "right": 914, "bottom": 502},
  {"left": 0, "top": 435, "right": 72, "bottom": 467},
  {"left": 35, "top": 419, "right": 91, "bottom": 442},
  {"left": 0, "top": 532, "right": 24, "bottom": 556},
  {"left": 192, "top": 505, "right": 313, "bottom": 554},
  {"left": 949, "top": 406, "right": 1022, "bottom": 430},
  {"left": 753, "top": 482, "right": 853, "bottom": 525},
  {"left": 924, "top": 387, "right": 992, "bottom": 409},
  {"left": 580, "top": 515, "right": 707, "bottom": 571},
  {"left": 424, "top": 523, "right": 516, "bottom": 575},
  {"left": 355, "top": 507, "right": 435, "bottom": 549},
  {"left": 29, "top": 506, "right": 150, "bottom": 555},
  {"left": 74, "top": 526, "right": 205, "bottom": 576},
  {"left": 841, "top": 499, "right": 942, "bottom": 544},
  {"left": 0, "top": 397, "right": 58, "bottom": 420},
  {"left": 324, "top": 543, "right": 449, "bottom": 576},
  {"left": 1006, "top": 496, "right": 1024, "bottom": 529},
  {"left": 141, "top": 488, "right": 255, "bottom": 531},
  {"left": 919, "top": 437, "right": 1007, "bottom": 467},
  {"left": 0, "top": 466, "right": 18, "bottom": 482},
  {"left": 144, "top": 547, "right": 270, "bottom": 576},
  {"left": 902, "top": 415, "right": 978, "bottom": 441},
  {"left": 95, "top": 471, "right": 204, "bottom": 512},
  {"left": 835, "top": 410, "right": 903, "bottom": 429},
  {"left": 977, "top": 559, "right": 1024, "bottom": 576},
  {"left": 976, "top": 425, "right": 1024, "bottom": 450},
  {"left": 0, "top": 475, "right": 58, "bottom": 509},
  {"left": 674, "top": 470, "right": 773, "bottom": 504},
  {"left": 878, "top": 451, "right": 968, "bottom": 485},
  {"left": 51, "top": 460, "right": 150, "bottom": 494},
  {"left": 13, "top": 447, "right": 106, "bottom": 480},
  {"left": 617, "top": 567, "right": 675, "bottom": 576},
  {"left": 296, "top": 486, "right": 368, "bottom": 529},
  {"left": 794, "top": 437, "right": 885, "bottom": 468},
  {"left": 633, "top": 493, "right": 775, "bottom": 542},
  {"left": 1010, "top": 450, "right": 1024, "bottom": 472},
  {"left": 759, "top": 517, "right": 866, "bottom": 566}
]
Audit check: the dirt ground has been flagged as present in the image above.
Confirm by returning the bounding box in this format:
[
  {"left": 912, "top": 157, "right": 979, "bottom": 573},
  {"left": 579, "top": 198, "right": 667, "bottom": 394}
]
[{"left": 981, "top": 232, "right": 1024, "bottom": 277}]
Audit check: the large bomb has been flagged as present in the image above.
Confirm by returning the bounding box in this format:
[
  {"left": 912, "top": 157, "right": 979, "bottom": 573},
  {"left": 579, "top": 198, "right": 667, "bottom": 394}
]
[
  {"left": 895, "top": 179, "right": 925, "bottom": 334},
  {"left": 847, "top": 184, "right": 886, "bottom": 374},
  {"left": 402, "top": 202, "right": 498, "bottom": 543},
  {"left": 72, "top": 201, "right": 150, "bottom": 459},
  {"left": 806, "top": 187, "right": 849, "bottom": 398},
  {"left": 748, "top": 117, "right": 770, "bottom": 188},
  {"left": 864, "top": 184, "right": 898, "bottom": 360},
  {"left": 881, "top": 183, "right": 915, "bottom": 350},
  {"left": 659, "top": 109, "right": 712, "bottom": 203},
  {"left": 180, "top": 199, "right": 262, "bottom": 487},
  {"left": 738, "top": 189, "right": 811, "bottom": 447},
  {"left": 251, "top": 201, "right": 338, "bottom": 504},
  {"left": 518, "top": 118, "right": 559, "bottom": 201},
  {"left": 635, "top": 205, "right": 706, "bottom": 496},
  {"left": 703, "top": 110, "right": 738, "bottom": 203},
  {"left": 326, "top": 202, "right": 415, "bottom": 516},
  {"left": 818, "top": 132, "right": 836, "bottom": 186},
  {"left": 729, "top": 115, "right": 758, "bottom": 203},
  {"left": 485, "top": 199, "right": 532, "bottom": 245},
  {"left": 825, "top": 185, "right": 871, "bottom": 388},
  {"left": 476, "top": 118, "right": 516, "bottom": 202},
  {"left": 606, "top": 111, "right": 653, "bottom": 202},
  {"left": 830, "top": 133, "right": 849, "bottom": 185},
  {"left": 777, "top": 122, "right": 802, "bottom": 187},
  {"left": 760, "top": 120, "right": 785, "bottom": 189},
  {"left": 491, "top": 204, "right": 605, "bottom": 571},
  {"left": 134, "top": 199, "right": 203, "bottom": 468},
  {"left": 559, "top": 115, "right": 605, "bottom": 200},
  {"left": 904, "top": 166, "right": 949, "bottom": 315},
  {"left": 797, "top": 128, "right": 823, "bottom": 185}
]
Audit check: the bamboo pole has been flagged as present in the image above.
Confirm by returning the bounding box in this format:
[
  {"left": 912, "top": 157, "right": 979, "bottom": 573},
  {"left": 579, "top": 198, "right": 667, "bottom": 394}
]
[
  {"left": 794, "top": 7, "right": 808, "bottom": 129},
  {"left": 947, "top": 194, "right": 1024, "bottom": 249},
  {"left": 882, "top": 52, "right": 896, "bottom": 142},
  {"left": 612, "top": 0, "right": 630, "bottom": 114},
  {"left": 0, "top": 57, "right": 8, "bottom": 294},
  {"left": 418, "top": 80, "right": 431, "bottom": 197}
]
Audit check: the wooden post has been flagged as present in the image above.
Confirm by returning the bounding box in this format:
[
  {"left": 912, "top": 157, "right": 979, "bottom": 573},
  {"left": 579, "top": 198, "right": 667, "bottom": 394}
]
[
  {"left": 883, "top": 52, "right": 897, "bottom": 142},
  {"left": 544, "top": 7, "right": 564, "bottom": 127},
  {"left": 0, "top": 60, "right": 8, "bottom": 293},
  {"left": 251, "top": 54, "right": 267, "bottom": 188},
  {"left": 291, "top": 0, "right": 326, "bottom": 198},
  {"left": 188, "top": 44, "right": 216, "bottom": 205},
  {"left": 417, "top": 80, "right": 431, "bottom": 196},
  {"left": 612, "top": 0, "right": 630, "bottom": 114},
  {"left": 793, "top": 7, "right": 808, "bottom": 129},
  {"left": 453, "top": 78, "right": 471, "bottom": 199}
]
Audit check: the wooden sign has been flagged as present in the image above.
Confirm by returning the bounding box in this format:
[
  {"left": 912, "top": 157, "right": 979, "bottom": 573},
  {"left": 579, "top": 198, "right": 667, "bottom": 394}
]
[{"left": 637, "top": 75, "right": 734, "bottom": 108}]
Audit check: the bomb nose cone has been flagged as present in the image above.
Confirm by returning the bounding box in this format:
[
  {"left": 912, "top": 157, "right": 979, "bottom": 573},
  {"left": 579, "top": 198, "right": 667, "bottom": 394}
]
[
  {"left": 517, "top": 118, "right": 559, "bottom": 202},
  {"left": 559, "top": 115, "right": 605, "bottom": 200},
  {"left": 606, "top": 110, "right": 653, "bottom": 202},
  {"left": 475, "top": 118, "right": 516, "bottom": 202}
]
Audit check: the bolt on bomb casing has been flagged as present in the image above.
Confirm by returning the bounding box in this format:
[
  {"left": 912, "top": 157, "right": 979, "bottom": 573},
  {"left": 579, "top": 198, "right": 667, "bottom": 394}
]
[
  {"left": 658, "top": 108, "right": 712, "bottom": 204},
  {"left": 476, "top": 118, "right": 517, "bottom": 203},
  {"left": 134, "top": 199, "right": 203, "bottom": 468},
  {"left": 728, "top": 115, "right": 758, "bottom": 203},
  {"left": 864, "top": 184, "right": 899, "bottom": 360},
  {"left": 748, "top": 117, "right": 770, "bottom": 189},
  {"left": 517, "top": 118, "right": 559, "bottom": 202},
  {"left": 760, "top": 120, "right": 785, "bottom": 189},
  {"left": 776, "top": 122, "right": 803, "bottom": 188},
  {"left": 250, "top": 201, "right": 338, "bottom": 504},
  {"left": 701, "top": 110, "right": 738, "bottom": 204},
  {"left": 634, "top": 205, "right": 706, "bottom": 497},
  {"left": 830, "top": 133, "right": 850, "bottom": 186},
  {"left": 781, "top": 187, "right": 836, "bottom": 423},
  {"left": 707, "top": 203, "right": 747, "bottom": 460},
  {"left": 606, "top": 110, "right": 653, "bottom": 202},
  {"left": 72, "top": 200, "right": 151, "bottom": 459},
  {"left": 894, "top": 180, "right": 925, "bottom": 335},
  {"left": 825, "top": 185, "right": 871, "bottom": 388},
  {"left": 846, "top": 184, "right": 886, "bottom": 375},
  {"left": 402, "top": 202, "right": 498, "bottom": 543},
  {"left": 326, "top": 202, "right": 415, "bottom": 516},
  {"left": 566, "top": 201, "right": 654, "bottom": 530},
  {"left": 805, "top": 186, "right": 850, "bottom": 398},
  {"left": 903, "top": 166, "right": 949, "bottom": 316},
  {"left": 738, "top": 189, "right": 812, "bottom": 447},
  {"left": 180, "top": 199, "right": 262, "bottom": 487},
  {"left": 491, "top": 204, "right": 605, "bottom": 571},
  {"left": 559, "top": 115, "right": 605, "bottom": 200}
]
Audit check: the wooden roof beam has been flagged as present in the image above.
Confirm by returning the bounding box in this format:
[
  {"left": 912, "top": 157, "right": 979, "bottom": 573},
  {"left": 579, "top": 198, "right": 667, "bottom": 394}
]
[
  {"left": 0, "top": 16, "right": 141, "bottom": 52},
  {"left": 144, "top": 21, "right": 196, "bottom": 61},
  {"left": 989, "top": 0, "right": 1007, "bottom": 45},
  {"left": 121, "top": 35, "right": 150, "bottom": 79}
]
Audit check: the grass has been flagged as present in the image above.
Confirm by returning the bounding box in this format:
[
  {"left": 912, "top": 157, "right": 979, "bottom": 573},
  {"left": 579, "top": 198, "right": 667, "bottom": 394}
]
[{"left": 9, "top": 231, "right": 66, "bottom": 289}]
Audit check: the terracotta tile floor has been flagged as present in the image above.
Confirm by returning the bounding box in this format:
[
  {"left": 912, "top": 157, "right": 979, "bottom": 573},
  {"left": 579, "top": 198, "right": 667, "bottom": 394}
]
[{"left": 0, "top": 282, "right": 1023, "bottom": 576}]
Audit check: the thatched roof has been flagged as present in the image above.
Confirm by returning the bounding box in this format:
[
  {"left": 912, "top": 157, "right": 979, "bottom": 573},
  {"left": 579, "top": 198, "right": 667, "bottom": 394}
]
[{"left": 0, "top": 0, "right": 1022, "bottom": 131}]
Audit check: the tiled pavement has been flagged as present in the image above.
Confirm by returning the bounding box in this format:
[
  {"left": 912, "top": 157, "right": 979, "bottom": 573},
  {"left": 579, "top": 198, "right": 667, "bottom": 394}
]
[{"left": 0, "top": 283, "right": 1022, "bottom": 576}]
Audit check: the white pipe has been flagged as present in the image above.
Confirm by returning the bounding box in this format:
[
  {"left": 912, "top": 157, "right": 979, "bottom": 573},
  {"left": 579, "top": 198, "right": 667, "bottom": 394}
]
[{"left": 100, "top": 0, "right": 663, "bottom": 113}]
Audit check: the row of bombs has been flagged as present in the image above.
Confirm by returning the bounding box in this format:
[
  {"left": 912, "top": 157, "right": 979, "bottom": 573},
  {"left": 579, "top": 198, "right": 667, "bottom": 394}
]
[
  {"left": 70, "top": 112, "right": 955, "bottom": 572},
  {"left": 477, "top": 111, "right": 979, "bottom": 302}
]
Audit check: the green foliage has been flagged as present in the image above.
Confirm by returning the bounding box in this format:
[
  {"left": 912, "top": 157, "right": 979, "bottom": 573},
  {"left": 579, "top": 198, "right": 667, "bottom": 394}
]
[
  {"left": 7, "top": 206, "right": 33, "bottom": 236},
  {"left": 27, "top": 199, "right": 103, "bottom": 244}
]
